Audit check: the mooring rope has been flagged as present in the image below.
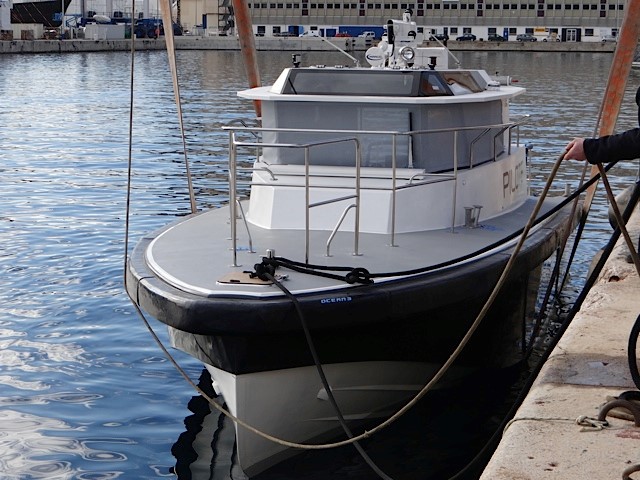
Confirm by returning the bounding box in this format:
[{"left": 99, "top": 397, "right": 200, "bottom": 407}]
[
  {"left": 265, "top": 271, "right": 393, "bottom": 479},
  {"left": 595, "top": 162, "right": 640, "bottom": 276}
]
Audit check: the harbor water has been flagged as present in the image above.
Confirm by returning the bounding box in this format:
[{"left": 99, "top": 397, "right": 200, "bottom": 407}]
[{"left": 1, "top": 49, "right": 639, "bottom": 479}]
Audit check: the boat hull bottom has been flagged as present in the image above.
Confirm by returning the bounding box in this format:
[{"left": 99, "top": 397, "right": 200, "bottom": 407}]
[{"left": 202, "top": 360, "right": 474, "bottom": 476}]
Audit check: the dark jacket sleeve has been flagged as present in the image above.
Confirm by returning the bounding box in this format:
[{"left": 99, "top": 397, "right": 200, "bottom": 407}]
[{"left": 583, "top": 128, "right": 640, "bottom": 164}]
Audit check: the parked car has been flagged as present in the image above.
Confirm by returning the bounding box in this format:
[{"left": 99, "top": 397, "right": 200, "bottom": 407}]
[
  {"left": 358, "top": 31, "right": 377, "bottom": 39},
  {"left": 602, "top": 34, "right": 618, "bottom": 42},
  {"left": 335, "top": 32, "right": 352, "bottom": 37},
  {"left": 542, "top": 34, "right": 560, "bottom": 42},
  {"left": 299, "top": 30, "right": 319, "bottom": 37},
  {"left": 516, "top": 33, "right": 537, "bottom": 42},
  {"left": 429, "top": 33, "right": 449, "bottom": 42},
  {"left": 456, "top": 33, "right": 476, "bottom": 41},
  {"left": 487, "top": 34, "right": 506, "bottom": 41}
]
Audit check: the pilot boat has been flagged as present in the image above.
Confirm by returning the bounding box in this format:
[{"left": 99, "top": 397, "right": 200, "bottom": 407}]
[{"left": 126, "top": 11, "right": 576, "bottom": 476}]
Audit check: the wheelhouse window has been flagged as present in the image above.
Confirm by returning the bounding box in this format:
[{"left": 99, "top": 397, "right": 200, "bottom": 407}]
[
  {"left": 282, "top": 70, "right": 421, "bottom": 95},
  {"left": 419, "top": 72, "right": 451, "bottom": 96},
  {"left": 280, "top": 70, "right": 483, "bottom": 97}
]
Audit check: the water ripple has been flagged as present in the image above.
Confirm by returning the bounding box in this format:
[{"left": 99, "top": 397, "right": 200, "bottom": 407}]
[{"left": 0, "top": 410, "right": 128, "bottom": 479}]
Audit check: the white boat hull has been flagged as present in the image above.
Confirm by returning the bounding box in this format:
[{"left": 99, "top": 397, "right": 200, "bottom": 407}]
[{"left": 204, "top": 360, "right": 449, "bottom": 475}]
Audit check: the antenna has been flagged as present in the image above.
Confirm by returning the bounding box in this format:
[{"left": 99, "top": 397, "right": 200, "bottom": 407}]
[{"left": 317, "top": 36, "right": 361, "bottom": 67}]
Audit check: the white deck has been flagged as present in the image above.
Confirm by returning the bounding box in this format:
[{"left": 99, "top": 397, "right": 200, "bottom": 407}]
[{"left": 145, "top": 196, "right": 564, "bottom": 298}]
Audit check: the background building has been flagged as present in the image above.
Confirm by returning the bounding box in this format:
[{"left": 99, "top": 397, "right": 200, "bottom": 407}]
[{"left": 65, "top": 0, "right": 624, "bottom": 39}]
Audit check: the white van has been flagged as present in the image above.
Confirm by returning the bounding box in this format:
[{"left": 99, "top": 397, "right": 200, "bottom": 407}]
[{"left": 358, "top": 31, "right": 376, "bottom": 39}]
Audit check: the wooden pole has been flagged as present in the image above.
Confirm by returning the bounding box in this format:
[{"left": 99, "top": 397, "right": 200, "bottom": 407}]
[
  {"left": 232, "top": 0, "right": 262, "bottom": 118},
  {"left": 582, "top": 0, "right": 640, "bottom": 215},
  {"left": 160, "top": 0, "right": 197, "bottom": 213}
]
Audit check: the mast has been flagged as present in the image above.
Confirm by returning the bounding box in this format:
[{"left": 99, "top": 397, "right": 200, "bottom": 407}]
[{"left": 232, "top": 0, "right": 262, "bottom": 118}]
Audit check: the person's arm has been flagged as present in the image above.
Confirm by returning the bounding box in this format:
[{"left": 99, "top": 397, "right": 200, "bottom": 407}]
[
  {"left": 583, "top": 128, "right": 640, "bottom": 164},
  {"left": 566, "top": 129, "right": 640, "bottom": 164}
]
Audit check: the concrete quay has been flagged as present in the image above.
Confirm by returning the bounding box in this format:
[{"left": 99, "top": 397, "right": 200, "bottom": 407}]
[
  {"left": 0, "top": 35, "right": 616, "bottom": 54},
  {"left": 480, "top": 207, "right": 640, "bottom": 480}
]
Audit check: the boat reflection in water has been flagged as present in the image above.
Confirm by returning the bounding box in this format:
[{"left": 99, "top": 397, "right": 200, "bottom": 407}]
[{"left": 171, "top": 369, "right": 247, "bottom": 480}]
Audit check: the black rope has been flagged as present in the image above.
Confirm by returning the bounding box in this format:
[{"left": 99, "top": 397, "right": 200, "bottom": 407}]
[
  {"left": 252, "top": 256, "right": 371, "bottom": 284},
  {"left": 558, "top": 212, "right": 589, "bottom": 291},
  {"left": 629, "top": 313, "right": 640, "bottom": 391},
  {"left": 264, "top": 272, "right": 393, "bottom": 480},
  {"left": 522, "top": 245, "right": 564, "bottom": 358},
  {"left": 625, "top": 185, "right": 640, "bottom": 393},
  {"left": 559, "top": 159, "right": 623, "bottom": 291},
  {"left": 569, "top": 179, "right": 640, "bottom": 316}
]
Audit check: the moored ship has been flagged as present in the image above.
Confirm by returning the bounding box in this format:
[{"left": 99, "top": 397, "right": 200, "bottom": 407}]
[{"left": 10, "top": 0, "right": 72, "bottom": 27}]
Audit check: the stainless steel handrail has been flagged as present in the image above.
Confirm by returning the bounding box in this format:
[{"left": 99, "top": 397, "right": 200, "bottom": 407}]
[
  {"left": 326, "top": 204, "right": 357, "bottom": 257},
  {"left": 228, "top": 129, "right": 239, "bottom": 267},
  {"left": 469, "top": 127, "right": 492, "bottom": 169},
  {"left": 235, "top": 199, "right": 255, "bottom": 254},
  {"left": 224, "top": 116, "right": 528, "bottom": 265},
  {"left": 304, "top": 138, "right": 362, "bottom": 262},
  {"left": 408, "top": 172, "right": 455, "bottom": 184},
  {"left": 228, "top": 131, "right": 361, "bottom": 264},
  {"left": 238, "top": 166, "right": 277, "bottom": 181},
  {"left": 492, "top": 126, "right": 511, "bottom": 161},
  {"left": 452, "top": 130, "right": 458, "bottom": 232},
  {"left": 223, "top": 118, "right": 528, "bottom": 138}
]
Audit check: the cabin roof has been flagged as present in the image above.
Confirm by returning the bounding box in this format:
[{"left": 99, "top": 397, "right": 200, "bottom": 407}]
[{"left": 239, "top": 85, "right": 525, "bottom": 105}]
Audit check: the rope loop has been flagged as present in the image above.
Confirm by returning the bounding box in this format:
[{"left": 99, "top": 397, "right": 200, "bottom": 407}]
[
  {"left": 598, "top": 399, "right": 640, "bottom": 427},
  {"left": 251, "top": 259, "right": 277, "bottom": 281},
  {"left": 345, "top": 267, "right": 373, "bottom": 284},
  {"left": 623, "top": 464, "right": 640, "bottom": 480},
  {"left": 576, "top": 415, "right": 609, "bottom": 431}
]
